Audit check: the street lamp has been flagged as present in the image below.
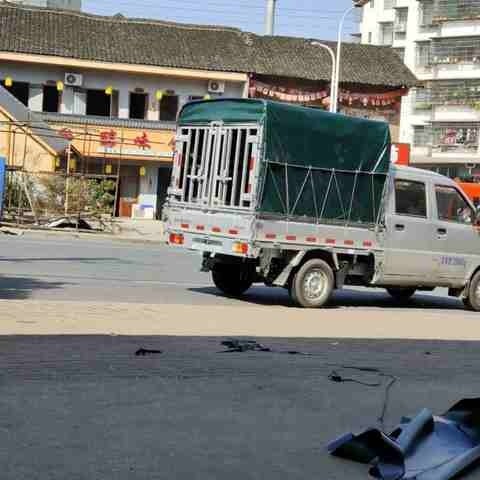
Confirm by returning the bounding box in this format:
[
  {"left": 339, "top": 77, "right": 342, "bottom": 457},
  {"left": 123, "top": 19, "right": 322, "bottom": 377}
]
[
  {"left": 332, "top": 0, "right": 371, "bottom": 113},
  {"left": 310, "top": 41, "right": 336, "bottom": 113}
]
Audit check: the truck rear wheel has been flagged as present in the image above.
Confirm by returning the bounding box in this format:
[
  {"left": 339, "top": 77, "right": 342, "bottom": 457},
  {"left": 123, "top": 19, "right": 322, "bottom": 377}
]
[
  {"left": 291, "top": 259, "right": 334, "bottom": 308},
  {"left": 212, "top": 264, "right": 254, "bottom": 297},
  {"left": 464, "top": 271, "right": 480, "bottom": 312},
  {"left": 386, "top": 287, "right": 416, "bottom": 301}
]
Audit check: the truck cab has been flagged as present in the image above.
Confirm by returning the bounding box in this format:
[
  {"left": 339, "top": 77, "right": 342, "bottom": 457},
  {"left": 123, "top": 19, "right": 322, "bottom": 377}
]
[{"left": 379, "top": 166, "right": 480, "bottom": 307}]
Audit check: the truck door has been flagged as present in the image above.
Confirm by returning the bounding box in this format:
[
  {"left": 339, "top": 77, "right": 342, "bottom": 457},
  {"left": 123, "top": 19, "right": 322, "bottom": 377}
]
[
  {"left": 432, "top": 184, "right": 478, "bottom": 285},
  {"left": 383, "top": 178, "right": 436, "bottom": 283}
]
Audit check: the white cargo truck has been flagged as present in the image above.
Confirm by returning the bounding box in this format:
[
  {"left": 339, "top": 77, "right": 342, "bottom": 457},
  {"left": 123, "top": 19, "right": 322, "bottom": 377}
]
[{"left": 165, "top": 99, "right": 480, "bottom": 310}]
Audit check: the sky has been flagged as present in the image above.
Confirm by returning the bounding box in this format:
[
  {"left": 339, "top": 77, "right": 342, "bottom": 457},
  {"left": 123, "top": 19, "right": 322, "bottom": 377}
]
[{"left": 82, "top": 0, "right": 360, "bottom": 41}]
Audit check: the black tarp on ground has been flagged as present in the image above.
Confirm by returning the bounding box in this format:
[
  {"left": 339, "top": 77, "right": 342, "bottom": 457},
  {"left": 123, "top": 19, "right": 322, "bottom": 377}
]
[{"left": 327, "top": 398, "right": 480, "bottom": 480}]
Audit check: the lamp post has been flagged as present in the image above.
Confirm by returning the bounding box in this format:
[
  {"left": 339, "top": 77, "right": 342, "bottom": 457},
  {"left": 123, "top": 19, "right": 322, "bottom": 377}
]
[
  {"left": 311, "top": 41, "right": 336, "bottom": 113},
  {"left": 332, "top": 0, "right": 371, "bottom": 113}
]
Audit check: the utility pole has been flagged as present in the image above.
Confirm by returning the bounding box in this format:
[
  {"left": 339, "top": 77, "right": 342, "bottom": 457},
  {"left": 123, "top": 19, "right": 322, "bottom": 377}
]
[{"left": 265, "top": 0, "right": 276, "bottom": 35}]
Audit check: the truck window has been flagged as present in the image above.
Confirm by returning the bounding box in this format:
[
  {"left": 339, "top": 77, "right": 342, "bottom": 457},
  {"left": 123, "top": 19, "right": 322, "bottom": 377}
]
[
  {"left": 395, "top": 180, "right": 427, "bottom": 218},
  {"left": 435, "top": 185, "right": 473, "bottom": 225}
]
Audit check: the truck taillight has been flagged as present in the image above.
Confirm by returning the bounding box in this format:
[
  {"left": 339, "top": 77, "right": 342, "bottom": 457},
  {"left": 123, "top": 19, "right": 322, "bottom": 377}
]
[
  {"left": 169, "top": 233, "right": 184, "bottom": 245},
  {"left": 232, "top": 242, "right": 248, "bottom": 255}
]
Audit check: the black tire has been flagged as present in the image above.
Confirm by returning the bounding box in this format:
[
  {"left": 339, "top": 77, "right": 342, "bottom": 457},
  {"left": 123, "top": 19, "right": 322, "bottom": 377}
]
[
  {"left": 212, "top": 264, "right": 254, "bottom": 297},
  {"left": 290, "top": 259, "right": 335, "bottom": 308},
  {"left": 464, "top": 271, "right": 480, "bottom": 311},
  {"left": 386, "top": 287, "right": 416, "bottom": 301}
]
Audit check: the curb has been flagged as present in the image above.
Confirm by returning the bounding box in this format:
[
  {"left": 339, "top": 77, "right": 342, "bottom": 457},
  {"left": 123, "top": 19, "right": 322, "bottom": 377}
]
[{"left": 0, "top": 224, "right": 167, "bottom": 246}]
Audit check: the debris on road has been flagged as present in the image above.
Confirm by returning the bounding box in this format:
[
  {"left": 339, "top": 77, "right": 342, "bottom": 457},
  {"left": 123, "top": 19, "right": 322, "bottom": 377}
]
[
  {"left": 46, "top": 217, "right": 92, "bottom": 230},
  {"left": 220, "top": 339, "right": 271, "bottom": 352},
  {"left": 327, "top": 398, "right": 480, "bottom": 480},
  {"left": 135, "top": 348, "right": 163, "bottom": 356},
  {"left": 326, "top": 365, "right": 397, "bottom": 428}
]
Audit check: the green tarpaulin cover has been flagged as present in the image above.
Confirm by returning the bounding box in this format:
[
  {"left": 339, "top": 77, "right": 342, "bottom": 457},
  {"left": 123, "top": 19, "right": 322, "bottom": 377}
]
[{"left": 179, "top": 99, "right": 391, "bottom": 225}]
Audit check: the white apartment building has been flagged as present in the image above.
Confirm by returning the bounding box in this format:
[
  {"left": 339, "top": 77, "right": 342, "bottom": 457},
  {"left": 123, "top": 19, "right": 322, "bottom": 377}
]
[
  {"left": 360, "top": 0, "right": 480, "bottom": 178},
  {"left": 4, "top": 0, "right": 81, "bottom": 10}
]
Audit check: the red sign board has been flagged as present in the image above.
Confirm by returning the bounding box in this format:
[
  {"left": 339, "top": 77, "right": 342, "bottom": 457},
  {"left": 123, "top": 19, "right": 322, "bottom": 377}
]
[{"left": 391, "top": 143, "right": 410, "bottom": 166}]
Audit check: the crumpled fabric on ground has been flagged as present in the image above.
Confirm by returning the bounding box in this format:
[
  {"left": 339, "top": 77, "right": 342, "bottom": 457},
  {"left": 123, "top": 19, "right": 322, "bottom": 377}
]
[{"left": 327, "top": 398, "right": 480, "bottom": 480}]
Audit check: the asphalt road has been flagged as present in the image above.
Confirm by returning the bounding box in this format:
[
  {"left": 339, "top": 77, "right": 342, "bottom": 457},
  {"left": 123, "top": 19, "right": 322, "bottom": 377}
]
[
  {"left": 2, "top": 335, "right": 480, "bottom": 480},
  {"left": 0, "top": 233, "right": 465, "bottom": 311}
]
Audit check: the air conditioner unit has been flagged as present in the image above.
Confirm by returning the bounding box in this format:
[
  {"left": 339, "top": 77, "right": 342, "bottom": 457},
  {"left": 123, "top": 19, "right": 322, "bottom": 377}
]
[
  {"left": 64, "top": 73, "right": 83, "bottom": 87},
  {"left": 208, "top": 80, "right": 225, "bottom": 94}
]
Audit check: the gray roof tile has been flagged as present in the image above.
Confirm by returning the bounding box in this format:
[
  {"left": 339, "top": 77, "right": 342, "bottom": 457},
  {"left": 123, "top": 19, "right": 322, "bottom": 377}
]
[{"left": 0, "top": 3, "right": 417, "bottom": 88}]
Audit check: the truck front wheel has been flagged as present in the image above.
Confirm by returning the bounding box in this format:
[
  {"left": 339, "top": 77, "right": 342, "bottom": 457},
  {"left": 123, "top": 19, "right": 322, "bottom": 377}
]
[
  {"left": 290, "top": 259, "right": 334, "bottom": 308},
  {"left": 212, "top": 264, "right": 254, "bottom": 297},
  {"left": 386, "top": 287, "right": 416, "bottom": 301},
  {"left": 464, "top": 271, "right": 480, "bottom": 311}
]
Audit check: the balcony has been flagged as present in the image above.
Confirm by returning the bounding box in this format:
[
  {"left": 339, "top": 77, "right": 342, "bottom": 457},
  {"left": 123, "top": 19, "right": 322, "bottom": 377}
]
[
  {"left": 430, "top": 80, "right": 480, "bottom": 108},
  {"left": 413, "top": 123, "right": 480, "bottom": 157},
  {"left": 433, "top": 0, "right": 480, "bottom": 23},
  {"left": 431, "top": 37, "right": 480, "bottom": 65},
  {"left": 432, "top": 123, "right": 480, "bottom": 155}
]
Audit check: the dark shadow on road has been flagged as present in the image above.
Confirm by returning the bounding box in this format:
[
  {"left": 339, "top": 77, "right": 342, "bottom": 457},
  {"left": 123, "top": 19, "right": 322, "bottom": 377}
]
[
  {"left": 0, "top": 276, "right": 66, "bottom": 300},
  {"left": 189, "top": 285, "right": 465, "bottom": 311},
  {"left": 0, "top": 257, "right": 130, "bottom": 264}
]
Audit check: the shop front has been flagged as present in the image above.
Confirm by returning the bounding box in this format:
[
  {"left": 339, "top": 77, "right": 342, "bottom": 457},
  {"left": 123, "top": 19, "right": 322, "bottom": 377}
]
[{"left": 47, "top": 118, "right": 175, "bottom": 218}]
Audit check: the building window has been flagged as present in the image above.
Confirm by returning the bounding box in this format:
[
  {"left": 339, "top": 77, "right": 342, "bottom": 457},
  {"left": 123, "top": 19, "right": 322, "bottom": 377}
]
[
  {"left": 368, "top": 32, "right": 372, "bottom": 43},
  {"left": 86, "top": 89, "right": 118, "bottom": 117},
  {"left": 42, "top": 85, "right": 61, "bottom": 113},
  {"left": 129, "top": 92, "right": 148, "bottom": 120},
  {"left": 395, "top": 8, "right": 408, "bottom": 36},
  {"left": 159, "top": 95, "right": 179, "bottom": 121},
  {"left": 393, "top": 48, "right": 405, "bottom": 62},
  {"left": 370, "top": 0, "right": 374, "bottom": 7},
  {"left": 413, "top": 87, "right": 432, "bottom": 111},
  {"left": 4, "top": 80, "right": 29, "bottom": 106},
  {"left": 418, "top": 0, "right": 434, "bottom": 29},
  {"left": 434, "top": 0, "right": 480, "bottom": 22},
  {"left": 379, "top": 22, "right": 393, "bottom": 46},
  {"left": 415, "top": 41, "right": 431, "bottom": 68},
  {"left": 384, "top": 0, "right": 394, "bottom": 10},
  {"left": 413, "top": 126, "right": 430, "bottom": 146}
]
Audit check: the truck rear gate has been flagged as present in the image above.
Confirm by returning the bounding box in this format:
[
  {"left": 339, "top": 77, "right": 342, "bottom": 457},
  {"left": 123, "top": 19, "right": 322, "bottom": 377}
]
[{"left": 170, "top": 124, "right": 260, "bottom": 210}]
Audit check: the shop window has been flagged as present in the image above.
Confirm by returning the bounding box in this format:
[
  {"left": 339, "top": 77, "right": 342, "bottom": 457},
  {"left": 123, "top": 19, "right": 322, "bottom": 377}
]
[
  {"left": 86, "top": 89, "right": 118, "bottom": 117},
  {"left": 4, "top": 81, "right": 29, "bottom": 106},
  {"left": 42, "top": 85, "right": 61, "bottom": 113},
  {"left": 159, "top": 95, "right": 179, "bottom": 121},
  {"left": 129, "top": 92, "right": 148, "bottom": 119}
]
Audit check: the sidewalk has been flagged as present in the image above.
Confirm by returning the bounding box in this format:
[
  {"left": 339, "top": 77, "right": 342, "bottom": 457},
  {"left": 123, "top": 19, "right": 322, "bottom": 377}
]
[
  {"left": 2, "top": 299, "right": 480, "bottom": 340},
  {"left": 0, "top": 218, "right": 167, "bottom": 244}
]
